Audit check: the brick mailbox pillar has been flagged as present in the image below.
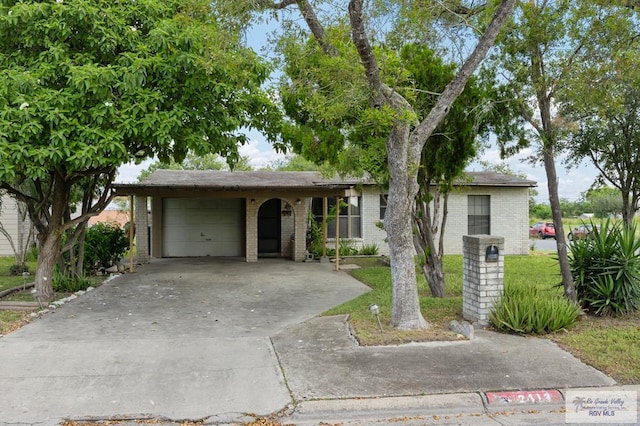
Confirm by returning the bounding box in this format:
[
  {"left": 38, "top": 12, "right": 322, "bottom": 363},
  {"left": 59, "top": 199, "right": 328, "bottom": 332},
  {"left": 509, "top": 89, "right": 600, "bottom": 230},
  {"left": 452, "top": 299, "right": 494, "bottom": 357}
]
[{"left": 462, "top": 235, "right": 504, "bottom": 327}]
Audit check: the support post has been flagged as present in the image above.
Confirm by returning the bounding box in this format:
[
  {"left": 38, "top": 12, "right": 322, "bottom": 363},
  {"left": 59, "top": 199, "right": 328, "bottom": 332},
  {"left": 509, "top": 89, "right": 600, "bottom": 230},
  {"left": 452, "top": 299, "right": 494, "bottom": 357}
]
[
  {"left": 335, "top": 196, "right": 340, "bottom": 271},
  {"left": 129, "top": 195, "right": 134, "bottom": 272}
]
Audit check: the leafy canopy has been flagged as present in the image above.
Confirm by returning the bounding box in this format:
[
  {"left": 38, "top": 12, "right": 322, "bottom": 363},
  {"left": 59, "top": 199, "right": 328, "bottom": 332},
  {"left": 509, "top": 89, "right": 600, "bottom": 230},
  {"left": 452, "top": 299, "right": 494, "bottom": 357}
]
[{"left": 0, "top": 0, "right": 280, "bottom": 184}]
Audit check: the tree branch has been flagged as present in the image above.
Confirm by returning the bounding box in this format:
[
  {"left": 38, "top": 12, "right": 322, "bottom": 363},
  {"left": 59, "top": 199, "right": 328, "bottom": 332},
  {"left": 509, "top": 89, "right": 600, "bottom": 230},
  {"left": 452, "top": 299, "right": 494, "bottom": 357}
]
[
  {"left": 410, "top": 0, "right": 517, "bottom": 159},
  {"left": 348, "top": 0, "right": 382, "bottom": 92},
  {"left": 296, "top": 0, "right": 338, "bottom": 56},
  {"left": 256, "top": 0, "right": 297, "bottom": 9}
]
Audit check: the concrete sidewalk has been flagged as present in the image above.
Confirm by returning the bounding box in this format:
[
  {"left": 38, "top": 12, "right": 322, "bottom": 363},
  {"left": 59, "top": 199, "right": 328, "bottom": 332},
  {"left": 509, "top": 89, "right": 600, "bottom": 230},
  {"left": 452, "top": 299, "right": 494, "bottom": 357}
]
[{"left": 272, "top": 316, "right": 635, "bottom": 425}]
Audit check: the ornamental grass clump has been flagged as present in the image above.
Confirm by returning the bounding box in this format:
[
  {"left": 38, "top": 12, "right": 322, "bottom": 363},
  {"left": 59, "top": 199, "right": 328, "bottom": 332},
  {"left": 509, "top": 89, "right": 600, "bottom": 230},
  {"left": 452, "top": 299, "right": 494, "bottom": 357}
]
[
  {"left": 490, "top": 285, "right": 581, "bottom": 334},
  {"left": 569, "top": 220, "right": 640, "bottom": 316}
]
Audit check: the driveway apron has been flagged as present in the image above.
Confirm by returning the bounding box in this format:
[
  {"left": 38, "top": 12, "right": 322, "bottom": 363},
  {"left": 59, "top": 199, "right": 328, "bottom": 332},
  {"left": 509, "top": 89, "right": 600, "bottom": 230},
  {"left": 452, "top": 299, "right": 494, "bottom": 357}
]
[{"left": 0, "top": 258, "right": 371, "bottom": 424}]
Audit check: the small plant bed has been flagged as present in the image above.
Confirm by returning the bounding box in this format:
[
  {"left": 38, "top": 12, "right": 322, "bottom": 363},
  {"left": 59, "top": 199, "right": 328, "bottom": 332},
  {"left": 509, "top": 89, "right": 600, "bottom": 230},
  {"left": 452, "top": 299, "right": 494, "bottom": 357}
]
[
  {"left": 0, "top": 274, "right": 106, "bottom": 336},
  {"left": 327, "top": 257, "right": 463, "bottom": 346}
]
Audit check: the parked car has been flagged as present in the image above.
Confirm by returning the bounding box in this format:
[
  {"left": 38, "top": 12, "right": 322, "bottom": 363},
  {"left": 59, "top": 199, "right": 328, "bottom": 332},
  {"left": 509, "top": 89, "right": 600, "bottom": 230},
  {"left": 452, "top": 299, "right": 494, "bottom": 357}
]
[
  {"left": 529, "top": 221, "right": 556, "bottom": 239},
  {"left": 567, "top": 224, "right": 599, "bottom": 241}
]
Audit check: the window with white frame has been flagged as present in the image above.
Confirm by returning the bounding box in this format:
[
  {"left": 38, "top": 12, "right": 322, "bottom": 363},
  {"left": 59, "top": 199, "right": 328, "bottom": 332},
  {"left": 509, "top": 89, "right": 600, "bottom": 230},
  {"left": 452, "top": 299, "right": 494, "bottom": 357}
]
[
  {"left": 379, "top": 194, "right": 387, "bottom": 220},
  {"left": 468, "top": 195, "right": 490, "bottom": 235},
  {"left": 311, "top": 196, "right": 362, "bottom": 238}
]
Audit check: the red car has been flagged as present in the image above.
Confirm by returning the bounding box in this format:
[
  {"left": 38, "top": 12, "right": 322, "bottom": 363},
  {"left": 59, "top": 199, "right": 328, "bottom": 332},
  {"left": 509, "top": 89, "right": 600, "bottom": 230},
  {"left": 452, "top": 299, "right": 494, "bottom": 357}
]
[
  {"left": 529, "top": 221, "right": 556, "bottom": 239},
  {"left": 568, "top": 224, "right": 599, "bottom": 241}
]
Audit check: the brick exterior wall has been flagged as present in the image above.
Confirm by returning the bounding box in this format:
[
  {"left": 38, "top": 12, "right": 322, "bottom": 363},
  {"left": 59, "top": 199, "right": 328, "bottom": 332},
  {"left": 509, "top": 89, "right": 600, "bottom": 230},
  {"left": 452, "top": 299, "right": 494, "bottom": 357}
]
[
  {"left": 246, "top": 197, "right": 307, "bottom": 262},
  {"left": 134, "top": 196, "right": 149, "bottom": 264},
  {"left": 360, "top": 186, "right": 530, "bottom": 256}
]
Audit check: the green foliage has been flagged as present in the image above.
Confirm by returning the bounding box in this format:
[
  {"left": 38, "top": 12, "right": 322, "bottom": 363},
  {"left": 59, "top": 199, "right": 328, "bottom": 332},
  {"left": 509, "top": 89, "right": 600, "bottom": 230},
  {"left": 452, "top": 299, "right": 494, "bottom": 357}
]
[
  {"left": 584, "top": 187, "right": 623, "bottom": 219},
  {"left": 531, "top": 203, "right": 552, "bottom": 219},
  {"left": 306, "top": 210, "right": 323, "bottom": 257},
  {"left": 52, "top": 268, "right": 93, "bottom": 293},
  {"left": 0, "top": 0, "right": 280, "bottom": 297},
  {"left": 25, "top": 246, "right": 38, "bottom": 262},
  {"left": 84, "top": 223, "right": 129, "bottom": 269},
  {"left": 8, "top": 264, "right": 28, "bottom": 276},
  {"left": 0, "top": 0, "right": 278, "bottom": 180},
  {"left": 358, "top": 244, "right": 379, "bottom": 256},
  {"left": 138, "top": 152, "right": 253, "bottom": 181},
  {"left": 325, "top": 239, "right": 359, "bottom": 257},
  {"left": 490, "top": 285, "right": 581, "bottom": 334},
  {"left": 569, "top": 220, "right": 640, "bottom": 316}
]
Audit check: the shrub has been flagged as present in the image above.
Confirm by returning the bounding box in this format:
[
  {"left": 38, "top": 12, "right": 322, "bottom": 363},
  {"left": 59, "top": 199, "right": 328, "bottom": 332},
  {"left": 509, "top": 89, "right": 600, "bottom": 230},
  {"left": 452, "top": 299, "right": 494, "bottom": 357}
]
[
  {"left": 569, "top": 220, "right": 640, "bottom": 316},
  {"left": 9, "top": 264, "right": 29, "bottom": 275},
  {"left": 358, "top": 243, "right": 379, "bottom": 256},
  {"left": 52, "top": 268, "right": 93, "bottom": 293},
  {"left": 84, "top": 223, "right": 129, "bottom": 270},
  {"left": 490, "top": 285, "right": 581, "bottom": 334}
]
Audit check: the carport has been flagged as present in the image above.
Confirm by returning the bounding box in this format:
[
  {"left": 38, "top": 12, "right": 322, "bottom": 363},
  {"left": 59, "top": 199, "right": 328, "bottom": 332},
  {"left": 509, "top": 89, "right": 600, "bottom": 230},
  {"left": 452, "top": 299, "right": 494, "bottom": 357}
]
[{"left": 114, "top": 170, "right": 358, "bottom": 263}]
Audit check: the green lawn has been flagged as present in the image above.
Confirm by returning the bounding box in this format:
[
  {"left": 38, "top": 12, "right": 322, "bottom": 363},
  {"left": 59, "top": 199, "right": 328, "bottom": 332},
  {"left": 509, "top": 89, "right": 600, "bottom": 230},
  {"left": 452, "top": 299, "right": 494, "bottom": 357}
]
[
  {"left": 0, "top": 257, "right": 37, "bottom": 293},
  {"left": 335, "top": 254, "right": 639, "bottom": 385}
]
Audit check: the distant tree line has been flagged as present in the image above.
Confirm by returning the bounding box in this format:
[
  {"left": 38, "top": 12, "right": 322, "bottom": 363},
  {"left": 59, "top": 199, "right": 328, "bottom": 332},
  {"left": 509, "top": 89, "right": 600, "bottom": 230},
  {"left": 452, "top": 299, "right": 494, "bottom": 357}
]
[{"left": 531, "top": 187, "right": 624, "bottom": 220}]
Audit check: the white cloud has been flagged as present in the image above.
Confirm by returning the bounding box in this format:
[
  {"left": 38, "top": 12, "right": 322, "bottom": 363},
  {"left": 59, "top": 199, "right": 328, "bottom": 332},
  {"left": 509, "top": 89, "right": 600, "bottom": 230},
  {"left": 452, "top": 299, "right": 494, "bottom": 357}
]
[{"left": 239, "top": 139, "right": 287, "bottom": 169}]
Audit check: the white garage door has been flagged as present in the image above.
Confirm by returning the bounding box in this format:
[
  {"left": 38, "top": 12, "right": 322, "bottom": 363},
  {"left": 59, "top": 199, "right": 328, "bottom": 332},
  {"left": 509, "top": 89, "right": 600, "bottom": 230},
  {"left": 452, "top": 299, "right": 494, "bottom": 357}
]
[{"left": 162, "top": 198, "right": 243, "bottom": 257}]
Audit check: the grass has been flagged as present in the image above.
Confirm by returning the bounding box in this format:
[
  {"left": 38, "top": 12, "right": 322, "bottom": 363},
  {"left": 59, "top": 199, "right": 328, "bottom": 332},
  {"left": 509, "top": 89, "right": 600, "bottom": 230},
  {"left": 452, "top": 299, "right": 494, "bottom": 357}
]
[
  {"left": 0, "top": 257, "right": 104, "bottom": 334},
  {"left": 325, "top": 257, "right": 464, "bottom": 344},
  {"left": 0, "top": 257, "right": 37, "bottom": 293},
  {"left": 333, "top": 253, "right": 639, "bottom": 385},
  {"left": 550, "top": 315, "right": 640, "bottom": 384}
]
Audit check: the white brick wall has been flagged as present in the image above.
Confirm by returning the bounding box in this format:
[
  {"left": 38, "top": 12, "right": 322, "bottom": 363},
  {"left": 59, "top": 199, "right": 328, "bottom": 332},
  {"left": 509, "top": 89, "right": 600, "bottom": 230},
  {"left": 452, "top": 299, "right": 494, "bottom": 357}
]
[{"left": 359, "top": 186, "right": 530, "bottom": 256}]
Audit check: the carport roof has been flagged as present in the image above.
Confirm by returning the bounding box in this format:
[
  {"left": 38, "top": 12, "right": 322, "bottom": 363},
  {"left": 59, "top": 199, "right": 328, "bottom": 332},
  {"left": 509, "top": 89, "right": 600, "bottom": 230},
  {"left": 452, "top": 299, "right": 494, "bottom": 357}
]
[
  {"left": 113, "top": 170, "right": 536, "bottom": 196},
  {"left": 114, "top": 170, "right": 361, "bottom": 196}
]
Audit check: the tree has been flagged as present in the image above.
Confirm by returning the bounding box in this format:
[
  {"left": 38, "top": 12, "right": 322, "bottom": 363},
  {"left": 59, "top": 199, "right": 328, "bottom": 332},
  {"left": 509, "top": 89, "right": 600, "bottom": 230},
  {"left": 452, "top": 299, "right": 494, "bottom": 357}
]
[
  {"left": 560, "top": 5, "right": 640, "bottom": 228},
  {"left": 492, "top": 0, "right": 587, "bottom": 303},
  {"left": 226, "top": 0, "right": 517, "bottom": 329},
  {"left": 585, "top": 187, "right": 623, "bottom": 219},
  {"left": 0, "top": 0, "right": 279, "bottom": 299},
  {"left": 138, "top": 152, "right": 253, "bottom": 181},
  {"left": 407, "top": 47, "right": 520, "bottom": 298},
  {"left": 264, "top": 154, "right": 325, "bottom": 172}
]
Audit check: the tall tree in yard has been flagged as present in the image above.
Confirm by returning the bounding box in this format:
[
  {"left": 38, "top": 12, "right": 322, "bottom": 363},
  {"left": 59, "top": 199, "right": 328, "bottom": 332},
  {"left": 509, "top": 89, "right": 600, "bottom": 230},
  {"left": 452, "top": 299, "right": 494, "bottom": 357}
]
[
  {"left": 561, "top": 4, "right": 640, "bottom": 228},
  {"left": 492, "top": 0, "right": 595, "bottom": 303},
  {"left": 222, "top": 0, "right": 517, "bottom": 328},
  {"left": 405, "top": 46, "right": 522, "bottom": 298},
  {"left": 0, "top": 0, "right": 280, "bottom": 299}
]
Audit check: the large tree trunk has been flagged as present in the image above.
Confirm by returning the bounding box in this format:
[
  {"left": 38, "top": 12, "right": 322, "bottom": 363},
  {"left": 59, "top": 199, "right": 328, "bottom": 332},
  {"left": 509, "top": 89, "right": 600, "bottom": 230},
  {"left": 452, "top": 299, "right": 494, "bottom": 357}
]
[
  {"left": 34, "top": 173, "right": 70, "bottom": 301},
  {"left": 386, "top": 126, "right": 430, "bottom": 329},
  {"left": 35, "top": 232, "right": 61, "bottom": 300}
]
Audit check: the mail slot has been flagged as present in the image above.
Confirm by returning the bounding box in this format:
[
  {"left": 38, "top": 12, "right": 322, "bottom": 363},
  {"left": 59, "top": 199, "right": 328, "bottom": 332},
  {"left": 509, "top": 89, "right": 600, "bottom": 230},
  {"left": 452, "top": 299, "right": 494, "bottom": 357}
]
[{"left": 485, "top": 244, "right": 499, "bottom": 262}]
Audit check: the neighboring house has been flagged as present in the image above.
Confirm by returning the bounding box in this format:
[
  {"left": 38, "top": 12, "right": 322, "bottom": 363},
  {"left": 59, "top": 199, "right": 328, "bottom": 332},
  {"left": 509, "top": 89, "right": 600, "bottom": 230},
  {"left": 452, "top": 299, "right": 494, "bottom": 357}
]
[
  {"left": 0, "top": 194, "right": 32, "bottom": 257},
  {"left": 114, "top": 170, "right": 535, "bottom": 263},
  {"left": 88, "top": 208, "right": 130, "bottom": 228}
]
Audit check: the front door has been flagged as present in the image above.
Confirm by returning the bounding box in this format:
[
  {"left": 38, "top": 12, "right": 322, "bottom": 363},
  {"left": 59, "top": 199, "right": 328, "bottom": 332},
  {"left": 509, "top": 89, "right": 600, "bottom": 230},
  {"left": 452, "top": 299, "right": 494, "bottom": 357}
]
[{"left": 258, "top": 199, "right": 281, "bottom": 257}]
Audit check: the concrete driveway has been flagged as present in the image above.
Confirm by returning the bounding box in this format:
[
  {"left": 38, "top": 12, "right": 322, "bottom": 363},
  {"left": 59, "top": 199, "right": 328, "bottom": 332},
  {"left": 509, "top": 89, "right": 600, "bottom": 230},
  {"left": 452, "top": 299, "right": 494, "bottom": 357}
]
[{"left": 0, "top": 258, "right": 371, "bottom": 424}]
